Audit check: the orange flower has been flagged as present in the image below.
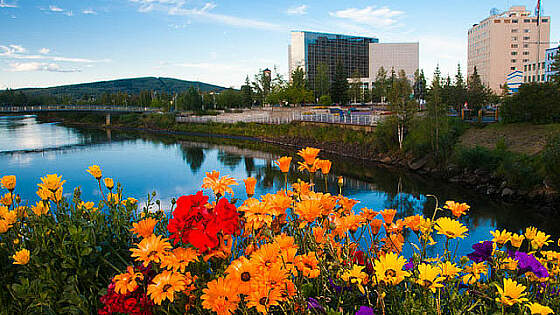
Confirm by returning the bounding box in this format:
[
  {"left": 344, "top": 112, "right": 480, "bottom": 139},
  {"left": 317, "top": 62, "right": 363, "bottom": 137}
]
[
  {"left": 275, "top": 156, "right": 292, "bottom": 173},
  {"left": 147, "top": 270, "right": 186, "bottom": 305},
  {"left": 243, "top": 177, "right": 257, "bottom": 197},
  {"left": 295, "top": 252, "right": 320, "bottom": 278},
  {"left": 130, "top": 234, "right": 171, "bottom": 266},
  {"left": 37, "top": 174, "right": 65, "bottom": 192},
  {"left": 370, "top": 219, "right": 383, "bottom": 235},
  {"left": 113, "top": 266, "right": 144, "bottom": 294},
  {"left": 337, "top": 195, "right": 359, "bottom": 214},
  {"left": 444, "top": 201, "right": 470, "bottom": 218},
  {"left": 202, "top": 170, "right": 238, "bottom": 198},
  {"left": 0, "top": 175, "right": 16, "bottom": 191},
  {"left": 316, "top": 159, "right": 332, "bottom": 174},
  {"left": 130, "top": 218, "right": 158, "bottom": 238},
  {"left": 403, "top": 215, "right": 426, "bottom": 232},
  {"left": 298, "top": 147, "right": 321, "bottom": 165},
  {"left": 292, "top": 181, "right": 313, "bottom": 196},
  {"left": 359, "top": 207, "right": 379, "bottom": 221},
  {"left": 161, "top": 247, "right": 199, "bottom": 273},
  {"left": 86, "top": 165, "right": 102, "bottom": 180},
  {"left": 31, "top": 201, "right": 49, "bottom": 216},
  {"left": 225, "top": 256, "right": 256, "bottom": 295},
  {"left": 12, "top": 248, "right": 30, "bottom": 265},
  {"left": 295, "top": 199, "right": 322, "bottom": 227},
  {"left": 380, "top": 209, "right": 397, "bottom": 225},
  {"left": 201, "top": 277, "right": 240, "bottom": 315}
]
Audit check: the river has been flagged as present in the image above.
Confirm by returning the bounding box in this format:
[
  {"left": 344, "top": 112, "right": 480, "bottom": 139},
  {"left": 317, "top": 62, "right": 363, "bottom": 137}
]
[{"left": 1, "top": 115, "right": 557, "bottom": 258}]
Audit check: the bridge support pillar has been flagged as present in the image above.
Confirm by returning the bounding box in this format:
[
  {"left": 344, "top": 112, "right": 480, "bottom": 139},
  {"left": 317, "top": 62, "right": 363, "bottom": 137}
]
[{"left": 105, "top": 113, "right": 111, "bottom": 126}]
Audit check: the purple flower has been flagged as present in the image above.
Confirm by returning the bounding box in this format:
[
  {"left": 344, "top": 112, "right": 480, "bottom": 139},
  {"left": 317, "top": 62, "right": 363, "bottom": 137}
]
[
  {"left": 329, "top": 278, "right": 345, "bottom": 294},
  {"left": 356, "top": 306, "right": 375, "bottom": 315},
  {"left": 467, "top": 241, "right": 494, "bottom": 263},
  {"left": 307, "top": 297, "right": 325, "bottom": 314},
  {"left": 404, "top": 258, "right": 414, "bottom": 271},
  {"left": 514, "top": 251, "right": 550, "bottom": 278}
]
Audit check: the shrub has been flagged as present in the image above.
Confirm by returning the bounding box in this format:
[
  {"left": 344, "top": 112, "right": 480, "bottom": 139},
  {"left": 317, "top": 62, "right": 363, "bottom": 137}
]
[
  {"left": 501, "top": 82, "right": 560, "bottom": 124},
  {"left": 542, "top": 133, "right": 560, "bottom": 190},
  {"left": 454, "top": 146, "right": 501, "bottom": 171}
]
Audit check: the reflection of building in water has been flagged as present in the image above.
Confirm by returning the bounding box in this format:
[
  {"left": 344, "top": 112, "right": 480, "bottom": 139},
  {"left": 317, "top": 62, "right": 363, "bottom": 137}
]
[{"left": 179, "top": 141, "right": 280, "bottom": 161}]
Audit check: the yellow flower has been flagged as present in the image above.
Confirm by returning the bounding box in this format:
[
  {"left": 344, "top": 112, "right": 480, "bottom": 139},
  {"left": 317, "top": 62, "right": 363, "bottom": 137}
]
[
  {"left": 86, "top": 165, "right": 102, "bottom": 180},
  {"left": 438, "top": 261, "right": 462, "bottom": 278},
  {"left": 130, "top": 218, "right": 158, "bottom": 238},
  {"left": 297, "top": 147, "right": 321, "bottom": 165},
  {"left": 121, "top": 197, "right": 138, "bottom": 206},
  {"left": 104, "top": 178, "right": 114, "bottom": 190},
  {"left": 525, "top": 226, "right": 538, "bottom": 240},
  {"left": 243, "top": 177, "right": 257, "bottom": 197},
  {"left": 0, "top": 175, "right": 16, "bottom": 191},
  {"left": 12, "top": 248, "right": 30, "bottom": 265},
  {"left": 443, "top": 200, "right": 470, "bottom": 218},
  {"left": 510, "top": 233, "right": 525, "bottom": 248},
  {"left": 36, "top": 187, "right": 50, "bottom": 201},
  {"left": 38, "top": 174, "right": 65, "bottom": 192},
  {"left": 0, "top": 219, "right": 11, "bottom": 233},
  {"left": 107, "top": 192, "right": 120, "bottom": 204},
  {"left": 31, "top": 201, "right": 49, "bottom": 216},
  {"left": 341, "top": 265, "right": 368, "bottom": 293},
  {"left": 462, "top": 262, "right": 487, "bottom": 285},
  {"left": 374, "top": 252, "right": 410, "bottom": 286},
  {"left": 531, "top": 231, "right": 552, "bottom": 249},
  {"left": 147, "top": 270, "right": 186, "bottom": 305},
  {"left": 80, "top": 201, "right": 96, "bottom": 211},
  {"left": 490, "top": 229, "right": 512, "bottom": 246},
  {"left": 113, "top": 266, "right": 144, "bottom": 294},
  {"left": 202, "top": 170, "right": 238, "bottom": 198},
  {"left": 434, "top": 217, "right": 468, "bottom": 239},
  {"left": 500, "top": 257, "right": 518, "bottom": 271},
  {"left": 130, "top": 234, "right": 171, "bottom": 266},
  {"left": 527, "top": 302, "right": 555, "bottom": 315},
  {"left": 495, "top": 278, "right": 528, "bottom": 306},
  {"left": 0, "top": 192, "right": 13, "bottom": 206},
  {"left": 275, "top": 156, "right": 292, "bottom": 173},
  {"left": 416, "top": 263, "right": 445, "bottom": 292}
]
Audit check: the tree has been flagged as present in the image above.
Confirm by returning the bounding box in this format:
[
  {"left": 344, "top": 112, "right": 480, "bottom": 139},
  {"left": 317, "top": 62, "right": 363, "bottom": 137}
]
[
  {"left": 330, "top": 60, "right": 349, "bottom": 105},
  {"left": 413, "top": 69, "right": 426, "bottom": 105},
  {"left": 252, "top": 69, "right": 272, "bottom": 106},
  {"left": 291, "top": 66, "right": 306, "bottom": 89},
  {"left": 452, "top": 64, "right": 467, "bottom": 111},
  {"left": 500, "top": 82, "right": 510, "bottom": 97},
  {"left": 319, "top": 95, "right": 332, "bottom": 106},
  {"left": 240, "top": 76, "right": 253, "bottom": 107},
  {"left": 426, "top": 66, "right": 447, "bottom": 155},
  {"left": 349, "top": 69, "right": 363, "bottom": 104},
  {"left": 550, "top": 52, "right": 560, "bottom": 85},
  {"left": 373, "top": 66, "right": 388, "bottom": 103},
  {"left": 387, "top": 70, "right": 416, "bottom": 150},
  {"left": 467, "top": 66, "right": 488, "bottom": 113},
  {"left": 314, "top": 63, "right": 330, "bottom": 99}
]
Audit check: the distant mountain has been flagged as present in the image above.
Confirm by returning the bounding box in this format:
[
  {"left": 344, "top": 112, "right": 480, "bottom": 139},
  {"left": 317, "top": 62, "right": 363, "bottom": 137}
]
[{"left": 17, "top": 77, "right": 228, "bottom": 98}]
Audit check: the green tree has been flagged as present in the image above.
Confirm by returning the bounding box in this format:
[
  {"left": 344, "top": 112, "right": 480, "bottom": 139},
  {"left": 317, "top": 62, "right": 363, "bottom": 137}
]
[
  {"left": 452, "top": 64, "right": 467, "bottom": 111},
  {"left": 550, "top": 52, "right": 560, "bottom": 84},
  {"left": 319, "top": 95, "right": 332, "bottom": 106},
  {"left": 413, "top": 69, "right": 426, "bottom": 104},
  {"left": 387, "top": 70, "right": 416, "bottom": 150},
  {"left": 373, "top": 66, "right": 388, "bottom": 103},
  {"left": 426, "top": 66, "right": 447, "bottom": 156},
  {"left": 291, "top": 66, "right": 306, "bottom": 89},
  {"left": 330, "top": 61, "right": 349, "bottom": 105},
  {"left": 240, "top": 76, "right": 253, "bottom": 107},
  {"left": 467, "top": 66, "right": 488, "bottom": 113},
  {"left": 314, "top": 63, "right": 330, "bottom": 99},
  {"left": 252, "top": 69, "right": 272, "bottom": 106}
]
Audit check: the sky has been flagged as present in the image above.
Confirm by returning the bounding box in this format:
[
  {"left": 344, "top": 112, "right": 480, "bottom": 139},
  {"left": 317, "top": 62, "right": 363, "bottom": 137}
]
[{"left": 0, "top": 0, "right": 559, "bottom": 89}]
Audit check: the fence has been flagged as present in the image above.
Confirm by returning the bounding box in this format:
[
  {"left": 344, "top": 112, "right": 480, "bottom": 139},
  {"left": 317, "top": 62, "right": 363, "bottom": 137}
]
[
  {"left": 0, "top": 105, "right": 156, "bottom": 113},
  {"left": 176, "top": 112, "right": 385, "bottom": 126}
]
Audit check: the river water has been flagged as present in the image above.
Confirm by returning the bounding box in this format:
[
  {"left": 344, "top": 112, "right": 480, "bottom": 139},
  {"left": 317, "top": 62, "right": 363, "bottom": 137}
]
[{"left": 1, "top": 115, "right": 557, "bottom": 258}]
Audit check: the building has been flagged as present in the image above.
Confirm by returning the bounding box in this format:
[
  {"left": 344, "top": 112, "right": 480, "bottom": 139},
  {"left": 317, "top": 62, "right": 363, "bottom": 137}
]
[
  {"left": 288, "top": 31, "right": 419, "bottom": 93},
  {"left": 467, "top": 6, "right": 550, "bottom": 92},
  {"left": 506, "top": 70, "right": 523, "bottom": 93},
  {"left": 545, "top": 46, "right": 559, "bottom": 81}
]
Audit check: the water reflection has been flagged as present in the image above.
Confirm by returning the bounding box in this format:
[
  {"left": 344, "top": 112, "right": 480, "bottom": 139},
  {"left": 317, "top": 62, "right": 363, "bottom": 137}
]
[{"left": 1, "top": 115, "right": 558, "bottom": 258}]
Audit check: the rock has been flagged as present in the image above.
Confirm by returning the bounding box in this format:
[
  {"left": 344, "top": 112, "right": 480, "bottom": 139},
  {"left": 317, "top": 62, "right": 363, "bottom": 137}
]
[
  {"left": 381, "top": 156, "right": 392, "bottom": 164},
  {"left": 408, "top": 155, "right": 431, "bottom": 171},
  {"left": 502, "top": 188, "right": 515, "bottom": 197},
  {"left": 449, "top": 176, "right": 462, "bottom": 183}
]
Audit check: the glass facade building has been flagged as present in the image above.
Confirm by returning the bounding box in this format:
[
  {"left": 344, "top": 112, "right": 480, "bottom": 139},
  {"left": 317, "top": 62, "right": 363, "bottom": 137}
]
[{"left": 289, "top": 31, "right": 378, "bottom": 90}]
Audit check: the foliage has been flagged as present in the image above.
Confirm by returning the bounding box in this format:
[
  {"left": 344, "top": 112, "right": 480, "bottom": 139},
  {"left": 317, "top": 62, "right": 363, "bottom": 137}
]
[
  {"left": 330, "top": 61, "right": 349, "bottom": 105},
  {"left": 319, "top": 95, "right": 332, "bottom": 106},
  {"left": 3, "top": 152, "right": 559, "bottom": 314},
  {"left": 501, "top": 82, "right": 560, "bottom": 124},
  {"left": 466, "top": 67, "right": 491, "bottom": 113},
  {"left": 542, "top": 133, "right": 560, "bottom": 190},
  {"left": 372, "top": 66, "right": 389, "bottom": 103},
  {"left": 387, "top": 70, "right": 417, "bottom": 150},
  {"left": 550, "top": 50, "right": 560, "bottom": 85},
  {"left": 405, "top": 117, "right": 467, "bottom": 160},
  {"left": 314, "top": 63, "right": 330, "bottom": 99}
]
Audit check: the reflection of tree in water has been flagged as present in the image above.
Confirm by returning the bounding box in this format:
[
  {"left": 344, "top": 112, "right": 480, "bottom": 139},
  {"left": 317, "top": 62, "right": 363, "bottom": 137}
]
[
  {"left": 244, "top": 157, "right": 255, "bottom": 177},
  {"left": 181, "top": 147, "right": 205, "bottom": 172},
  {"left": 217, "top": 151, "right": 243, "bottom": 170}
]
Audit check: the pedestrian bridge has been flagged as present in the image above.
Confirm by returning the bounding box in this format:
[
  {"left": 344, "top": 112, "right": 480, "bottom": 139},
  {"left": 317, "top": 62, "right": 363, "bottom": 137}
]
[{"left": 0, "top": 105, "right": 159, "bottom": 125}]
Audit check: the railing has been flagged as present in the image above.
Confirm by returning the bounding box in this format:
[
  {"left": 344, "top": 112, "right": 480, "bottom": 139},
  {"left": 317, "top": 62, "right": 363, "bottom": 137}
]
[
  {"left": 0, "top": 105, "right": 157, "bottom": 113},
  {"left": 176, "top": 112, "right": 385, "bottom": 126}
]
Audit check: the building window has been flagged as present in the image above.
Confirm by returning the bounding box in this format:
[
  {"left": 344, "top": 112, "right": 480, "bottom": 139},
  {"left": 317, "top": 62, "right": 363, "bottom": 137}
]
[
  {"left": 511, "top": 44, "right": 518, "bottom": 48},
  {"left": 542, "top": 74, "right": 545, "bottom": 81},
  {"left": 512, "top": 19, "right": 518, "bottom": 23},
  {"left": 523, "top": 44, "right": 529, "bottom": 48},
  {"left": 511, "top": 67, "right": 516, "bottom": 70},
  {"left": 524, "top": 76, "right": 527, "bottom": 82},
  {"left": 511, "top": 51, "right": 518, "bottom": 55},
  {"left": 524, "top": 65, "right": 528, "bottom": 71},
  {"left": 532, "top": 19, "right": 538, "bottom": 23},
  {"left": 542, "top": 19, "right": 548, "bottom": 23},
  {"left": 511, "top": 59, "right": 517, "bottom": 63},
  {"left": 533, "top": 75, "right": 536, "bottom": 82},
  {"left": 511, "top": 29, "right": 518, "bottom": 33},
  {"left": 523, "top": 36, "right": 530, "bottom": 40},
  {"left": 523, "top": 59, "right": 529, "bottom": 63},
  {"left": 524, "top": 29, "right": 530, "bottom": 33},
  {"left": 524, "top": 19, "right": 531, "bottom": 23},
  {"left": 505, "top": 19, "right": 511, "bottom": 23},
  {"left": 494, "top": 19, "right": 501, "bottom": 23},
  {"left": 512, "top": 36, "right": 518, "bottom": 41},
  {"left": 523, "top": 51, "right": 529, "bottom": 55}
]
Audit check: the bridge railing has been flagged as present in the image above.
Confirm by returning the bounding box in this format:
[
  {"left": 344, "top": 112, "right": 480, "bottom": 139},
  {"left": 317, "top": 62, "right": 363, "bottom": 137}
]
[{"left": 0, "top": 105, "right": 158, "bottom": 113}]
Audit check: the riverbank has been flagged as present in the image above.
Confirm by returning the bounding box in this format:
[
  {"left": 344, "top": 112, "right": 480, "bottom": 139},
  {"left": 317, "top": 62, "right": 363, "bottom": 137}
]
[{"left": 36, "top": 112, "right": 559, "bottom": 213}]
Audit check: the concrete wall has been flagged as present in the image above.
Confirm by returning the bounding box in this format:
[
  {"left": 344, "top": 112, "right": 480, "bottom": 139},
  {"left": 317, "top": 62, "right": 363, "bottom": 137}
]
[{"left": 369, "top": 43, "right": 419, "bottom": 82}]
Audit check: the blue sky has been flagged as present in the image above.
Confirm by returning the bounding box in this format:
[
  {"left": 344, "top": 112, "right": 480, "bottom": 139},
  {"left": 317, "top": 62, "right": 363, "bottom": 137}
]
[{"left": 1, "top": 0, "right": 558, "bottom": 89}]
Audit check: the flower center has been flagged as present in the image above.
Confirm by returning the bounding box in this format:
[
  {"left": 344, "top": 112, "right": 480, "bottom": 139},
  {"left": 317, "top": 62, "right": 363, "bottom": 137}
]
[
  {"left": 385, "top": 269, "right": 397, "bottom": 277},
  {"left": 259, "top": 297, "right": 268, "bottom": 306},
  {"left": 162, "top": 284, "right": 172, "bottom": 292},
  {"left": 241, "top": 272, "right": 251, "bottom": 282}
]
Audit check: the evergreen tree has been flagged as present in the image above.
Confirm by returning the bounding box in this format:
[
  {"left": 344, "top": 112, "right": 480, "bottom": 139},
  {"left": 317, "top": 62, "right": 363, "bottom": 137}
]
[
  {"left": 467, "top": 66, "right": 488, "bottom": 113},
  {"left": 413, "top": 69, "right": 426, "bottom": 104},
  {"left": 373, "top": 67, "right": 388, "bottom": 103},
  {"left": 330, "top": 61, "right": 349, "bottom": 105},
  {"left": 291, "top": 66, "right": 306, "bottom": 89},
  {"left": 240, "top": 76, "right": 253, "bottom": 107},
  {"left": 314, "top": 63, "right": 330, "bottom": 99},
  {"left": 426, "top": 66, "right": 447, "bottom": 155},
  {"left": 550, "top": 52, "right": 560, "bottom": 85},
  {"left": 453, "top": 64, "right": 467, "bottom": 111},
  {"left": 349, "top": 69, "right": 363, "bottom": 104}
]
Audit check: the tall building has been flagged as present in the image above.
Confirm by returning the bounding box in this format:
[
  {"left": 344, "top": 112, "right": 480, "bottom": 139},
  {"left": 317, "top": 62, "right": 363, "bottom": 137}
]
[
  {"left": 288, "top": 31, "right": 419, "bottom": 92},
  {"left": 545, "top": 46, "right": 559, "bottom": 81},
  {"left": 467, "top": 6, "right": 551, "bottom": 92}
]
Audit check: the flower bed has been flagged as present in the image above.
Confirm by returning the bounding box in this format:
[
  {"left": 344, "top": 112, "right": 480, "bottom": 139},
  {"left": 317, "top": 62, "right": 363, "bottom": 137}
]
[{"left": 0, "top": 147, "right": 558, "bottom": 314}]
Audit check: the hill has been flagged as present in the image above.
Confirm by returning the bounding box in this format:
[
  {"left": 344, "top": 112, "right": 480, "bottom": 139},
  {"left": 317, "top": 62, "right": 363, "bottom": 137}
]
[{"left": 17, "top": 77, "right": 228, "bottom": 98}]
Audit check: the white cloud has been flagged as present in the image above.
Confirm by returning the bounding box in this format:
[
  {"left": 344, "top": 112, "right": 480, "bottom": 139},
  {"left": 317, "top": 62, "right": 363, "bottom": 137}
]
[
  {"left": 286, "top": 4, "right": 307, "bottom": 15},
  {"left": 0, "top": 0, "right": 17, "bottom": 8},
  {"left": 8, "top": 62, "right": 81, "bottom": 72},
  {"left": 329, "top": 6, "right": 404, "bottom": 28},
  {"left": 1, "top": 44, "right": 110, "bottom": 64},
  {"left": 82, "top": 9, "right": 97, "bottom": 15},
  {"left": 9, "top": 44, "right": 25, "bottom": 53},
  {"left": 38, "top": 48, "right": 50, "bottom": 54},
  {"left": 131, "top": 1, "right": 282, "bottom": 31},
  {"left": 49, "top": 5, "right": 64, "bottom": 12}
]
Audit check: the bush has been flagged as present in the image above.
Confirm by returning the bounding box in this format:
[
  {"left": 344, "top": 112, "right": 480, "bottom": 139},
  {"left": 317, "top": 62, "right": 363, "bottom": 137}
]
[
  {"left": 454, "top": 146, "right": 501, "bottom": 171},
  {"left": 543, "top": 133, "right": 560, "bottom": 190},
  {"left": 501, "top": 83, "right": 560, "bottom": 124}
]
